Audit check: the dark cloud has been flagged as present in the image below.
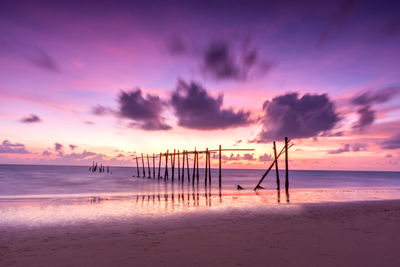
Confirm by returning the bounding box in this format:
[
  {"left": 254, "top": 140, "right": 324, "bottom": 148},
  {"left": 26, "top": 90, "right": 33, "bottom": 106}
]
[
  {"left": 352, "top": 106, "right": 375, "bottom": 130},
  {"left": 259, "top": 153, "right": 273, "bottom": 162},
  {"left": 60, "top": 150, "right": 97, "bottom": 160},
  {"left": 202, "top": 41, "right": 275, "bottom": 81},
  {"left": 54, "top": 143, "right": 63, "bottom": 152},
  {"left": 116, "top": 153, "right": 125, "bottom": 158},
  {"left": 26, "top": 48, "right": 60, "bottom": 72},
  {"left": 0, "top": 140, "right": 30, "bottom": 154},
  {"left": 84, "top": 121, "right": 95, "bottom": 125},
  {"left": 242, "top": 153, "right": 255, "bottom": 161},
  {"left": 386, "top": 154, "right": 393, "bottom": 158},
  {"left": 351, "top": 87, "right": 399, "bottom": 130},
  {"left": 92, "top": 105, "right": 114, "bottom": 116},
  {"left": 257, "top": 93, "right": 340, "bottom": 142},
  {"left": 170, "top": 80, "right": 253, "bottom": 130},
  {"left": 118, "top": 89, "right": 171, "bottom": 130},
  {"left": 233, "top": 139, "right": 242, "bottom": 146},
  {"left": 166, "top": 35, "right": 188, "bottom": 55},
  {"left": 328, "top": 143, "right": 368, "bottom": 154},
  {"left": 20, "top": 114, "right": 41, "bottom": 123},
  {"left": 381, "top": 133, "right": 400, "bottom": 149},
  {"left": 69, "top": 144, "right": 77, "bottom": 150},
  {"left": 42, "top": 150, "right": 51, "bottom": 156}
]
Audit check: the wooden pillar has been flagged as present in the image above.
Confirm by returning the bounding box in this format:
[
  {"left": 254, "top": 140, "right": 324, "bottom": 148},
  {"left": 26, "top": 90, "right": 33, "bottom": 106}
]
[
  {"left": 158, "top": 153, "right": 161, "bottom": 179},
  {"left": 147, "top": 154, "right": 151, "bottom": 178},
  {"left": 186, "top": 151, "right": 190, "bottom": 183},
  {"left": 205, "top": 148, "right": 208, "bottom": 186},
  {"left": 273, "top": 141, "right": 280, "bottom": 190},
  {"left": 285, "top": 137, "right": 289, "bottom": 192},
  {"left": 196, "top": 151, "right": 199, "bottom": 184},
  {"left": 171, "top": 149, "right": 175, "bottom": 181},
  {"left": 219, "top": 145, "right": 222, "bottom": 189},
  {"left": 192, "top": 149, "right": 196, "bottom": 184},
  {"left": 136, "top": 157, "right": 139, "bottom": 177},
  {"left": 177, "top": 150, "right": 180, "bottom": 181},
  {"left": 165, "top": 150, "right": 169, "bottom": 180},
  {"left": 181, "top": 150, "right": 185, "bottom": 182},
  {"left": 153, "top": 153, "right": 155, "bottom": 178},
  {"left": 141, "top": 153, "right": 145, "bottom": 177},
  {"left": 208, "top": 151, "right": 211, "bottom": 185}
]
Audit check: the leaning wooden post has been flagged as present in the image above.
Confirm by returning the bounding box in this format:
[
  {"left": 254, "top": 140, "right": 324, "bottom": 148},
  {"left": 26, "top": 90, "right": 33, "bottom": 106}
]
[
  {"left": 147, "top": 154, "right": 151, "bottom": 178},
  {"left": 164, "top": 150, "right": 169, "bottom": 180},
  {"left": 136, "top": 157, "right": 139, "bottom": 177},
  {"left": 219, "top": 145, "right": 222, "bottom": 190},
  {"left": 285, "top": 137, "right": 289, "bottom": 192},
  {"left": 192, "top": 149, "right": 196, "bottom": 184},
  {"left": 181, "top": 150, "right": 185, "bottom": 182},
  {"left": 153, "top": 153, "right": 155, "bottom": 178},
  {"left": 205, "top": 148, "right": 208, "bottom": 186},
  {"left": 141, "top": 153, "right": 145, "bottom": 177},
  {"left": 273, "top": 141, "right": 280, "bottom": 190},
  {"left": 158, "top": 153, "right": 161, "bottom": 179}
]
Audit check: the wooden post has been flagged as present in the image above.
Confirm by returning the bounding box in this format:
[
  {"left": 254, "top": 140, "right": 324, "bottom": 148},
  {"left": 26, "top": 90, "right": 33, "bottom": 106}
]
[
  {"left": 273, "top": 141, "right": 280, "bottom": 190},
  {"left": 158, "top": 153, "right": 161, "bottom": 179},
  {"left": 285, "top": 137, "right": 289, "bottom": 192},
  {"left": 181, "top": 150, "right": 185, "bottom": 182},
  {"left": 171, "top": 149, "right": 175, "bottom": 181},
  {"left": 208, "top": 151, "right": 211, "bottom": 185},
  {"left": 147, "top": 154, "right": 151, "bottom": 178},
  {"left": 205, "top": 148, "right": 208, "bottom": 186},
  {"left": 165, "top": 150, "right": 169, "bottom": 180},
  {"left": 141, "top": 153, "right": 145, "bottom": 177},
  {"left": 177, "top": 150, "right": 180, "bottom": 181},
  {"left": 153, "top": 153, "right": 155, "bottom": 178},
  {"left": 192, "top": 149, "right": 196, "bottom": 184},
  {"left": 136, "top": 157, "right": 139, "bottom": 177},
  {"left": 186, "top": 151, "right": 190, "bottom": 183},
  {"left": 219, "top": 145, "right": 222, "bottom": 189},
  {"left": 196, "top": 150, "right": 199, "bottom": 184}
]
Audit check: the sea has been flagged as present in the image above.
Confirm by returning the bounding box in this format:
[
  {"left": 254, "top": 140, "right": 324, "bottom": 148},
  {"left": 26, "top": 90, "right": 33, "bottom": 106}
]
[{"left": 0, "top": 164, "right": 399, "bottom": 226}]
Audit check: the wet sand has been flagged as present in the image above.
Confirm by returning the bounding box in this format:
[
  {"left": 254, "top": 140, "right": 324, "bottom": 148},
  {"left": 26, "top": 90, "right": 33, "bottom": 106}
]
[{"left": 1, "top": 199, "right": 400, "bottom": 267}]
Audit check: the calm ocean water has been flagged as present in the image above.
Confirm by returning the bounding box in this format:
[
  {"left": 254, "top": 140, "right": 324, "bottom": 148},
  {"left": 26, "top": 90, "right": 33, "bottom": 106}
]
[{"left": 0, "top": 164, "right": 399, "bottom": 197}]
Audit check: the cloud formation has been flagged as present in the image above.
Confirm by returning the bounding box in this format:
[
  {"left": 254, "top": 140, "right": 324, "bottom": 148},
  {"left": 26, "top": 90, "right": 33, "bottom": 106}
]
[
  {"left": 69, "top": 144, "right": 77, "bottom": 150},
  {"left": 351, "top": 87, "right": 399, "bottom": 130},
  {"left": 259, "top": 153, "right": 273, "bottom": 162},
  {"left": 20, "top": 114, "right": 41, "bottom": 123},
  {"left": 328, "top": 143, "right": 368, "bottom": 154},
  {"left": 381, "top": 133, "right": 400, "bottom": 149},
  {"left": 170, "top": 80, "right": 253, "bottom": 130},
  {"left": 257, "top": 93, "right": 340, "bottom": 142},
  {"left": 118, "top": 89, "right": 171, "bottom": 130},
  {"left": 0, "top": 140, "right": 30, "bottom": 154},
  {"left": 54, "top": 143, "right": 63, "bottom": 152},
  {"left": 42, "top": 150, "right": 51, "bottom": 156},
  {"left": 26, "top": 48, "right": 60, "bottom": 72}
]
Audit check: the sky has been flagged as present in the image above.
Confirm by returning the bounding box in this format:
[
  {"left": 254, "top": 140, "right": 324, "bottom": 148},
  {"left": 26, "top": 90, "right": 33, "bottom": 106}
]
[{"left": 0, "top": 0, "right": 399, "bottom": 170}]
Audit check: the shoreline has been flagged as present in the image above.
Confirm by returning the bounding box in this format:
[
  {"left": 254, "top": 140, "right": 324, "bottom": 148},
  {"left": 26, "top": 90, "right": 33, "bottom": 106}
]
[{"left": 1, "top": 199, "right": 400, "bottom": 266}]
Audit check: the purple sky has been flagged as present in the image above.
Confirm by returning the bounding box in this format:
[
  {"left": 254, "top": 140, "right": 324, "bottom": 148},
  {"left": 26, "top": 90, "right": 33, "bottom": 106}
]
[{"left": 0, "top": 0, "right": 399, "bottom": 170}]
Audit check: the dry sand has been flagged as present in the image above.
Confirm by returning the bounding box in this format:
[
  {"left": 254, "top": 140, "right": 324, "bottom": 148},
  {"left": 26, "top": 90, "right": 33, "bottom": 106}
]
[{"left": 1, "top": 200, "right": 400, "bottom": 267}]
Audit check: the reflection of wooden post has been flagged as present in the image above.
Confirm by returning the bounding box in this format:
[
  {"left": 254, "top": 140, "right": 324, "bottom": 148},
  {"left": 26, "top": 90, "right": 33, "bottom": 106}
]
[
  {"left": 219, "top": 145, "right": 222, "bottom": 189},
  {"left": 136, "top": 157, "right": 139, "bottom": 177},
  {"left": 285, "top": 137, "right": 289, "bottom": 192},
  {"left": 177, "top": 150, "right": 180, "bottom": 181},
  {"left": 205, "top": 148, "right": 208, "bottom": 186},
  {"left": 158, "top": 153, "right": 161, "bottom": 179},
  {"left": 165, "top": 150, "right": 169, "bottom": 180},
  {"left": 147, "top": 154, "right": 151, "bottom": 178},
  {"left": 141, "top": 153, "right": 145, "bottom": 177},
  {"left": 153, "top": 153, "right": 155, "bottom": 178},
  {"left": 273, "top": 141, "right": 280, "bottom": 190}
]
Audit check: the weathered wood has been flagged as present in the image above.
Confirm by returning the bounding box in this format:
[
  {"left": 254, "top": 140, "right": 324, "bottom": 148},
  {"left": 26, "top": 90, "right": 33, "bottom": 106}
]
[
  {"left": 153, "top": 153, "right": 155, "bottom": 178},
  {"left": 273, "top": 141, "right": 280, "bottom": 190},
  {"left": 196, "top": 150, "right": 199, "bottom": 184},
  {"left": 177, "top": 150, "right": 180, "bottom": 181},
  {"left": 164, "top": 150, "right": 169, "bottom": 180},
  {"left": 158, "top": 153, "right": 161, "bottom": 179},
  {"left": 192, "top": 148, "right": 196, "bottom": 184},
  {"left": 186, "top": 151, "right": 190, "bottom": 182},
  {"left": 181, "top": 150, "right": 185, "bottom": 182},
  {"left": 141, "top": 153, "right": 145, "bottom": 177},
  {"left": 219, "top": 145, "right": 222, "bottom": 189},
  {"left": 136, "top": 157, "right": 139, "bottom": 177},
  {"left": 205, "top": 148, "right": 208, "bottom": 186},
  {"left": 147, "top": 154, "right": 151, "bottom": 178},
  {"left": 208, "top": 150, "right": 211, "bottom": 185},
  {"left": 171, "top": 149, "right": 175, "bottom": 181},
  {"left": 285, "top": 137, "right": 289, "bottom": 192}
]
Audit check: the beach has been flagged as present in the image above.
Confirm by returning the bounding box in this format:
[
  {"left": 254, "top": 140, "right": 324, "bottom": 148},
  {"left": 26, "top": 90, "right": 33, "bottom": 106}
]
[{"left": 1, "top": 199, "right": 400, "bottom": 267}]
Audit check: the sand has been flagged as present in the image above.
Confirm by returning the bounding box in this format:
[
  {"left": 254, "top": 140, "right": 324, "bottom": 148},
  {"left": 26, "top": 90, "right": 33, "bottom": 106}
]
[{"left": 1, "top": 199, "right": 400, "bottom": 267}]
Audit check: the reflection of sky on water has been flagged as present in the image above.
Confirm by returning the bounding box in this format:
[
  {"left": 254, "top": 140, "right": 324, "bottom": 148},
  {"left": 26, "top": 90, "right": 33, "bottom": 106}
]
[{"left": 0, "top": 187, "right": 399, "bottom": 227}]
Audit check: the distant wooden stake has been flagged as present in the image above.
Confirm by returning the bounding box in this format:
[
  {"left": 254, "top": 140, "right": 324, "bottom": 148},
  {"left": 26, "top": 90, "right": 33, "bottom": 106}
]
[
  {"left": 285, "top": 137, "right": 289, "bottom": 192},
  {"left": 219, "top": 145, "right": 222, "bottom": 189},
  {"left": 181, "top": 150, "right": 185, "bottom": 182},
  {"left": 153, "top": 153, "right": 155, "bottom": 178},
  {"left": 273, "top": 141, "right": 280, "bottom": 190},
  {"left": 158, "top": 153, "right": 161, "bottom": 179},
  {"left": 196, "top": 151, "right": 199, "bottom": 184},
  {"left": 208, "top": 151, "right": 211, "bottom": 185},
  {"left": 205, "top": 148, "right": 208, "bottom": 186},
  {"left": 186, "top": 151, "right": 190, "bottom": 182},
  {"left": 165, "top": 150, "right": 169, "bottom": 180},
  {"left": 172, "top": 149, "right": 175, "bottom": 181},
  {"left": 192, "top": 149, "right": 196, "bottom": 184},
  {"left": 147, "top": 154, "right": 151, "bottom": 178},
  {"left": 136, "top": 157, "right": 139, "bottom": 177},
  {"left": 177, "top": 150, "right": 180, "bottom": 181},
  {"left": 141, "top": 153, "right": 145, "bottom": 177}
]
